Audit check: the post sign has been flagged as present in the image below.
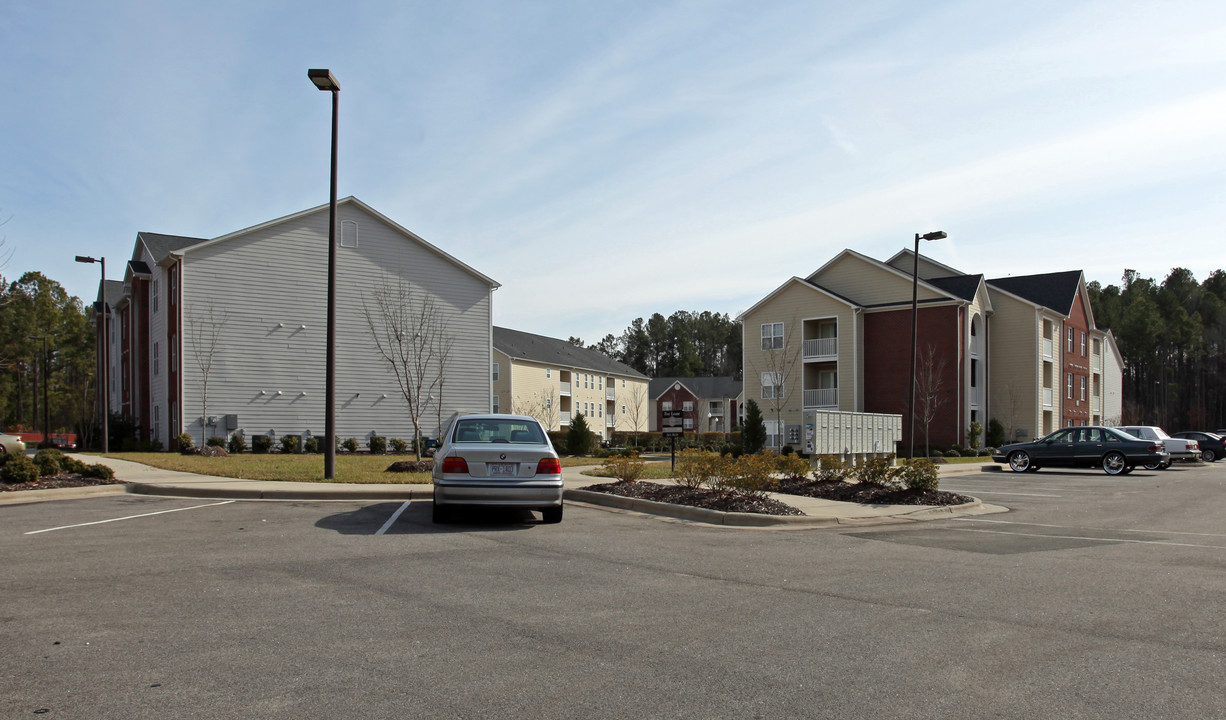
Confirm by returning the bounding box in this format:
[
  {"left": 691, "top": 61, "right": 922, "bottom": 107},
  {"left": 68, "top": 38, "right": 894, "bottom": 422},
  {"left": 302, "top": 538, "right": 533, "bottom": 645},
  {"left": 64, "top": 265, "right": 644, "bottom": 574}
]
[{"left": 661, "top": 410, "right": 684, "bottom": 438}]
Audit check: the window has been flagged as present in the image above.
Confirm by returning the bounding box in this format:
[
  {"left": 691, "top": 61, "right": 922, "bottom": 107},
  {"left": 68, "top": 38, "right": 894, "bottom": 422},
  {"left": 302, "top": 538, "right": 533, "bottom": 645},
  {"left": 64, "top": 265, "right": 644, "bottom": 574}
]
[
  {"left": 492, "top": 396, "right": 499, "bottom": 413},
  {"left": 970, "top": 358, "right": 978, "bottom": 388},
  {"left": 546, "top": 368, "right": 551, "bottom": 378},
  {"left": 621, "top": 379, "right": 626, "bottom": 388},
  {"left": 1080, "top": 376, "right": 1086, "bottom": 401},
  {"left": 491, "top": 363, "right": 499, "bottom": 381},
  {"left": 621, "top": 404, "right": 626, "bottom": 415},
  {"left": 683, "top": 401, "right": 694, "bottom": 411},
  {"left": 710, "top": 400, "right": 723, "bottom": 415},
  {"left": 761, "top": 371, "right": 783, "bottom": 399},
  {"left": 662, "top": 401, "right": 673, "bottom": 411},
  {"left": 599, "top": 377, "right": 603, "bottom": 390},
  {"left": 1080, "top": 332, "right": 1087, "bottom": 356},
  {"left": 152, "top": 280, "right": 159, "bottom": 313},
  {"left": 546, "top": 397, "right": 553, "bottom": 409},
  {"left": 170, "top": 335, "right": 177, "bottom": 372},
  {"left": 761, "top": 322, "right": 784, "bottom": 350},
  {"left": 598, "top": 405, "right": 603, "bottom": 418},
  {"left": 153, "top": 343, "right": 159, "bottom": 376},
  {"left": 169, "top": 269, "right": 177, "bottom": 306},
  {"left": 153, "top": 406, "right": 159, "bottom": 440},
  {"left": 1066, "top": 372, "right": 1073, "bottom": 399},
  {"left": 340, "top": 220, "right": 359, "bottom": 248},
  {"left": 683, "top": 418, "right": 694, "bottom": 430},
  {"left": 1067, "top": 327, "right": 1074, "bottom": 352}
]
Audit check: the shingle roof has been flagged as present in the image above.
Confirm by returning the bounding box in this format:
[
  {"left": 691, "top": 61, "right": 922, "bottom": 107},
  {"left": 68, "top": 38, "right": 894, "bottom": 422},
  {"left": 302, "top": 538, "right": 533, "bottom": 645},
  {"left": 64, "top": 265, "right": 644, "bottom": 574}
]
[
  {"left": 649, "top": 376, "right": 742, "bottom": 400},
  {"left": 493, "top": 327, "right": 647, "bottom": 378},
  {"left": 136, "top": 232, "right": 208, "bottom": 263},
  {"left": 927, "top": 274, "right": 984, "bottom": 302},
  {"left": 103, "top": 279, "right": 125, "bottom": 309},
  {"left": 987, "top": 270, "right": 1082, "bottom": 315}
]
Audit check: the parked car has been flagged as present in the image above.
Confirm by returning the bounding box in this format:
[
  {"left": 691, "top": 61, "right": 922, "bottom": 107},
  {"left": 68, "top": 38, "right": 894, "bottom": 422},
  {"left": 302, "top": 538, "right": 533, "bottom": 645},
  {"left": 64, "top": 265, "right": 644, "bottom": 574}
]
[
  {"left": 1114, "top": 426, "right": 1199, "bottom": 468},
  {"left": 993, "top": 426, "right": 1168, "bottom": 475},
  {"left": 0, "top": 433, "right": 27, "bottom": 455},
  {"left": 432, "top": 414, "right": 564, "bottom": 524},
  {"left": 1171, "top": 431, "right": 1224, "bottom": 463},
  {"left": 47, "top": 437, "right": 77, "bottom": 451}
]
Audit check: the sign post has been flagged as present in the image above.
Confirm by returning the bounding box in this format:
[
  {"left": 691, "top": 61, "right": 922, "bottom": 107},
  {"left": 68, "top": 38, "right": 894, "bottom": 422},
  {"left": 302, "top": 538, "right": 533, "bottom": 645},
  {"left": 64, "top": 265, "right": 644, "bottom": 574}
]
[{"left": 662, "top": 410, "right": 684, "bottom": 472}]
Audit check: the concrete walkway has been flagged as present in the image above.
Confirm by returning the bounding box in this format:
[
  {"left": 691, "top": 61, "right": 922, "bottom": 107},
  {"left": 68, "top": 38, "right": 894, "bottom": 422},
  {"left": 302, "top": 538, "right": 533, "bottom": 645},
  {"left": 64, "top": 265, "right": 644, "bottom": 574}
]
[{"left": 1, "top": 454, "right": 1008, "bottom": 528}]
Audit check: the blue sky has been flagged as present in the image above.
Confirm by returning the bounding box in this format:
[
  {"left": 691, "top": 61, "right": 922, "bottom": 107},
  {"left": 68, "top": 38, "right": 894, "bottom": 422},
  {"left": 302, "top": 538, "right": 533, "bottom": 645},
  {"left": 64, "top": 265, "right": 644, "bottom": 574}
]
[{"left": 4, "top": 0, "right": 1225, "bottom": 344}]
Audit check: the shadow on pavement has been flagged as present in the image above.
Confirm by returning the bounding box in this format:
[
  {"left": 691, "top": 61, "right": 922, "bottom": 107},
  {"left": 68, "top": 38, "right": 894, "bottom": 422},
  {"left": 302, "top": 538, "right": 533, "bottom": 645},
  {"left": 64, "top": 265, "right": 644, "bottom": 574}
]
[{"left": 314, "top": 501, "right": 543, "bottom": 535}]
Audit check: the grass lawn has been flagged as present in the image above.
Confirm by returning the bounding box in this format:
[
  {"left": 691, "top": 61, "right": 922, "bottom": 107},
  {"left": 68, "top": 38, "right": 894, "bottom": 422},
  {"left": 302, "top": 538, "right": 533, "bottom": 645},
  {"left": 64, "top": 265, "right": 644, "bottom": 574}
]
[{"left": 104, "top": 453, "right": 603, "bottom": 484}]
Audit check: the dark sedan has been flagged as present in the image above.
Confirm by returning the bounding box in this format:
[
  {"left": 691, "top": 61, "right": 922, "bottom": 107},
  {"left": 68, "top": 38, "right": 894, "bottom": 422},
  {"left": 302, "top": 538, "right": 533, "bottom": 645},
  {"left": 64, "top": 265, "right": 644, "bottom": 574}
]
[
  {"left": 1171, "top": 431, "right": 1224, "bottom": 462},
  {"left": 993, "top": 426, "right": 1168, "bottom": 475}
]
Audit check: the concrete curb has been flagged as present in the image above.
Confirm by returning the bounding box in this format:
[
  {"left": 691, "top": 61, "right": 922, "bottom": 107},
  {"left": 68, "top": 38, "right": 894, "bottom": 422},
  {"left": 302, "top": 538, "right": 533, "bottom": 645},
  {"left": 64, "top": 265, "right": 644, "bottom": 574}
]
[
  {"left": 565, "top": 488, "right": 993, "bottom": 528},
  {"left": 0, "top": 483, "right": 131, "bottom": 506},
  {"left": 125, "top": 482, "right": 434, "bottom": 502}
]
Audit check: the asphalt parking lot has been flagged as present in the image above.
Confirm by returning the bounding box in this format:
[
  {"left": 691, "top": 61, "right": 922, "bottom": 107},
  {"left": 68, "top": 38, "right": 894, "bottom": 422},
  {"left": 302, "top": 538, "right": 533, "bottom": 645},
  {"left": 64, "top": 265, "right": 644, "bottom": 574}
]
[{"left": 3, "top": 462, "right": 1225, "bottom": 719}]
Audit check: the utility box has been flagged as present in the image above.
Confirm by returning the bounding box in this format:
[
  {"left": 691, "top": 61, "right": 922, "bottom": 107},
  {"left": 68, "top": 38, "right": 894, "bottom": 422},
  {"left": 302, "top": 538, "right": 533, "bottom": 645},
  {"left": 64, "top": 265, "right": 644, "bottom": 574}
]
[
  {"left": 224, "top": 414, "right": 238, "bottom": 431},
  {"left": 804, "top": 410, "right": 902, "bottom": 462}
]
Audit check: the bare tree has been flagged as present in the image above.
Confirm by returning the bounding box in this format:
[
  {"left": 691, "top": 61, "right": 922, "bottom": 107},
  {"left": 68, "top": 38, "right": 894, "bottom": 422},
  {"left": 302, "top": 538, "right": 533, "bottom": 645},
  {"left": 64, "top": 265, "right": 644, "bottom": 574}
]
[
  {"left": 624, "top": 383, "right": 649, "bottom": 447},
  {"left": 759, "top": 319, "right": 801, "bottom": 448},
  {"left": 914, "top": 344, "right": 949, "bottom": 456},
  {"left": 188, "top": 304, "right": 229, "bottom": 445},
  {"left": 517, "top": 385, "right": 560, "bottom": 431},
  {"left": 363, "top": 276, "right": 453, "bottom": 460}
]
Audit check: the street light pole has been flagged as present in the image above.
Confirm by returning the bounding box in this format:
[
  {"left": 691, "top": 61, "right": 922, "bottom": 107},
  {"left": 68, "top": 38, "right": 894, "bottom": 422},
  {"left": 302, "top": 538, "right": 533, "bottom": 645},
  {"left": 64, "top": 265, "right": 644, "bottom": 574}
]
[
  {"left": 27, "top": 335, "right": 49, "bottom": 443},
  {"left": 908, "top": 231, "right": 947, "bottom": 459},
  {"left": 76, "top": 255, "right": 108, "bottom": 453},
  {"left": 308, "top": 68, "right": 341, "bottom": 480}
]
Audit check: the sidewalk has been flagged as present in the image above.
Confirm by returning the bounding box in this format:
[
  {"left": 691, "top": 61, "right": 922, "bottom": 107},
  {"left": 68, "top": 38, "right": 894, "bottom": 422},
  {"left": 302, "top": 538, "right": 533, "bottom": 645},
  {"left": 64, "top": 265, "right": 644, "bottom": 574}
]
[{"left": 1, "top": 455, "right": 1008, "bottom": 528}]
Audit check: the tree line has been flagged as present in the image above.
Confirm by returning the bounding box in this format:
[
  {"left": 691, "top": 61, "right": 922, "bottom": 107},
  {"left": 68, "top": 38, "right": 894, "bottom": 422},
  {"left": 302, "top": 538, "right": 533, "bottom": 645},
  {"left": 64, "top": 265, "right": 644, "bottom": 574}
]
[
  {"left": 1088, "top": 267, "right": 1226, "bottom": 432},
  {"left": 571, "top": 310, "right": 742, "bottom": 378}
]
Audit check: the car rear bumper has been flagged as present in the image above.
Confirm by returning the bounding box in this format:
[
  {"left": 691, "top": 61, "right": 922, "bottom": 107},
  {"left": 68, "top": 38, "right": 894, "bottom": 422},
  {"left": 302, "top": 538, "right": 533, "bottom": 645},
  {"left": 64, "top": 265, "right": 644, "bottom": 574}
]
[{"left": 433, "top": 478, "right": 564, "bottom": 507}]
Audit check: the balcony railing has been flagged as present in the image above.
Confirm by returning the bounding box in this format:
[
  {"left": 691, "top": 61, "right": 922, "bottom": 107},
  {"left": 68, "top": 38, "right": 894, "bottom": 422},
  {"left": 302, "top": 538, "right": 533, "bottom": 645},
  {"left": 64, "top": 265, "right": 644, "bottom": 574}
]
[
  {"left": 560, "top": 411, "right": 571, "bottom": 425},
  {"left": 1092, "top": 398, "right": 1101, "bottom": 414},
  {"left": 803, "top": 337, "right": 838, "bottom": 359},
  {"left": 606, "top": 416, "right": 615, "bottom": 428},
  {"left": 606, "top": 389, "right": 616, "bottom": 401},
  {"left": 559, "top": 382, "right": 572, "bottom": 396},
  {"left": 1042, "top": 387, "right": 1053, "bottom": 407},
  {"left": 708, "top": 406, "right": 725, "bottom": 417},
  {"left": 1042, "top": 338, "right": 1054, "bottom": 359},
  {"left": 803, "top": 388, "right": 838, "bottom": 408}
]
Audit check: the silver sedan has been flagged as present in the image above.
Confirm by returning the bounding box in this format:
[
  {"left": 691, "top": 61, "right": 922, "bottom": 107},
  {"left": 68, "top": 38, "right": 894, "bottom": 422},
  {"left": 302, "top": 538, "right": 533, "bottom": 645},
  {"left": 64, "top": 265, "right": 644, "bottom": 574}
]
[
  {"left": 0, "top": 433, "right": 27, "bottom": 455},
  {"left": 431, "top": 414, "right": 564, "bottom": 524}
]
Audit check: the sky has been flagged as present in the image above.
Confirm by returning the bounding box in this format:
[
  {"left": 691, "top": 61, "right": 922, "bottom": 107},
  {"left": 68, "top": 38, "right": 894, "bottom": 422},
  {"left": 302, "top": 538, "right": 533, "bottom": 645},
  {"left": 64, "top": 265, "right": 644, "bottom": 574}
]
[{"left": 3, "top": 0, "right": 1225, "bottom": 344}]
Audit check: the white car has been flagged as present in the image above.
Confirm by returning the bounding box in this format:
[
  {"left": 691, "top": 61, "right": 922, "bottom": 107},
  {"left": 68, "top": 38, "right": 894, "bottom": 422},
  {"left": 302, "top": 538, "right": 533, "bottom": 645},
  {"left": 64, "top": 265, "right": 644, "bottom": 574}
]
[
  {"left": 0, "top": 432, "right": 27, "bottom": 455},
  {"left": 1114, "top": 426, "right": 1199, "bottom": 468},
  {"left": 431, "top": 414, "right": 564, "bottom": 524}
]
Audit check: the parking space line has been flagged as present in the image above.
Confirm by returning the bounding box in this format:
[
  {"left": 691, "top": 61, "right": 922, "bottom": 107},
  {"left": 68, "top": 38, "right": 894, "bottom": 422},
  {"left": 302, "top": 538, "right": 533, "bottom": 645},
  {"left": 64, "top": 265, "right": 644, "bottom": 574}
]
[
  {"left": 949, "top": 526, "right": 1226, "bottom": 550},
  {"left": 24, "top": 501, "right": 236, "bottom": 535},
  {"left": 376, "top": 501, "right": 411, "bottom": 535},
  {"left": 959, "top": 517, "right": 1226, "bottom": 539},
  {"left": 947, "top": 490, "right": 1063, "bottom": 497}
]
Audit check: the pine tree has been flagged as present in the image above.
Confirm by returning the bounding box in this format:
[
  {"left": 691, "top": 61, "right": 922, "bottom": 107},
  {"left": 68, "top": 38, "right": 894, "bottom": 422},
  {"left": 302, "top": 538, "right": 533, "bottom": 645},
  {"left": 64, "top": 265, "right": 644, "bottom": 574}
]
[
  {"left": 567, "top": 413, "right": 593, "bottom": 456},
  {"left": 742, "top": 399, "right": 766, "bottom": 454}
]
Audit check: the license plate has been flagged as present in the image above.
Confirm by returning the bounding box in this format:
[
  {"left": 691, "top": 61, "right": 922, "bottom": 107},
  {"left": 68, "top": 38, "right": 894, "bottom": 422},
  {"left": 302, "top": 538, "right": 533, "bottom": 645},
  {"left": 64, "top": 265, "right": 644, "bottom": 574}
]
[{"left": 488, "top": 463, "right": 517, "bottom": 477}]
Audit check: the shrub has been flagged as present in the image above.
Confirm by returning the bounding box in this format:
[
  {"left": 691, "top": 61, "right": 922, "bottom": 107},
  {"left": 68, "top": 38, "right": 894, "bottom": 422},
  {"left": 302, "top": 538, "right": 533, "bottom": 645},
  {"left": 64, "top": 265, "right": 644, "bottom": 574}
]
[
  {"left": 815, "top": 455, "right": 852, "bottom": 483},
  {"left": 943, "top": 449, "right": 961, "bottom": 458},
  {"left": 63, "top": 457, "right": 87, "bottom": 474},
  {"left": 986, "top": 418, "right": 1007, "bottom": 448},
  {"left": 281, "top": 435, "right": 300, "bottom": 454},
  {"left": 776, "top": 452, "right": 811, "bottom": 480},
  {"left": 600, "top": 453, "right": 648, "bottom": 483},
  {"left": 176, "top": 433, "right": 195, "bottom": 453},
  {"left": 368, "top": 436, "right": 387, "bottom": 455},
  {"left": 342, "top": 438, "right": 359, "bottom": 453},
  {"left": 674, "top": 449, "right": 724, "bottom": 489},
  {"left": 227, "top": 434, "right": 247, "bottom": 454},
  {"left": 897, "top": 458, "right": 940, "bottom": 492},
  {"left": 853, "top": 456, "right": 898, "bottom": 487},
  {"left": 567, "top": 414, "right": 594, "bottom": 456},
  {"left": 206, "top": 435, "right": 226, "bottom": 448},
  {"left": 304, "top": 436, "right": 320, "bottom": 454},
  {"left": 968, "top": 421, "right": 984, "bottom": 450},
  {"left": 252, "top": 435, "right": 273, "bottom": 454},
  {"left": 34, "top": 448, "right": 66, "bottom": 476},
  {"left": 1, "top": 455, "right": 39, "bottom": 484},
  {"left": 726, "top": 452, "right": 779, "bottom": 499},
  {"left": 978, "top": 447, "right": 993, "bottom": 457},
  {"left": 82, "top": 463, "right": 115, "bottom": 480},
  {"left": 391, "top": 438, "right": 408, "bottom": 453}
]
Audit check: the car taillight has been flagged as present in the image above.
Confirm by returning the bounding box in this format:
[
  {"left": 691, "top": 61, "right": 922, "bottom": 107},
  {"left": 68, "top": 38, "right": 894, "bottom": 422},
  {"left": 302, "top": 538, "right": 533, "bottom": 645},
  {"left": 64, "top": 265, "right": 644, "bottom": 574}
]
[
  {"left": 442, "top": 456, "right": 469, "bottom": 474},
  {"left": 1148, "top": 444, "right": 1163, "bottom": 452},
  {"left": 536, "top": 458, "right": 562, "bottom": 475}
]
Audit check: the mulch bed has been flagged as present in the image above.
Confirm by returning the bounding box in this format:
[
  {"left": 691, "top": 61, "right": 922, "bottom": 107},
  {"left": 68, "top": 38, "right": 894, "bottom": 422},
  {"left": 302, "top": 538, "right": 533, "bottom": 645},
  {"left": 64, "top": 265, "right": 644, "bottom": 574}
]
[
  {"left": 582, "top": 477, "right": 974, "bottom": 516},
  {"left": 582, "top": 481, "right": 805, "bottom": 516},
  {"left": 1, "top": 474, "right": 127, "bottom": 492}
]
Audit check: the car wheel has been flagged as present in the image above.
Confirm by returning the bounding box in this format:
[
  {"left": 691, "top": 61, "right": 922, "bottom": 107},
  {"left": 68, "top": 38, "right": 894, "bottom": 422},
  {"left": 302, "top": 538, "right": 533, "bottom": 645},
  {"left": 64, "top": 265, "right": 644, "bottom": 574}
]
[
  {"left": 1007, "top": 451, "right": 1031, "bottom": 472},
  {"left": 541, "top": 505, "right": 563, "bottom": 524},
  {"left": 0, "top": 445, "right": 6, "bottom": 455},
  {"left": 1203, "top": 449, "right": 1217, "bottom": 462},
  {"left": 1103, "top": 451, "right": 1127, "bottom": 475}
]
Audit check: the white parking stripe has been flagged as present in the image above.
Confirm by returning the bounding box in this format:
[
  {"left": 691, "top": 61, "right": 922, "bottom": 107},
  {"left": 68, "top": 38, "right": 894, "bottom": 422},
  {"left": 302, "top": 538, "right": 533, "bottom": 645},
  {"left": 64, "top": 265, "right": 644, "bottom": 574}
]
[
  {"left": 959, "top": 517, "right": 1226, "bottom": 539},
  {"left": 376, "top": 501, "right": 411, "bottom": 535},
  {"left": 24, "top": 501, "right": 236, "bottom": 535},
  {"left": 949, "top": 526, "right": 1226, "bottom": 550}
]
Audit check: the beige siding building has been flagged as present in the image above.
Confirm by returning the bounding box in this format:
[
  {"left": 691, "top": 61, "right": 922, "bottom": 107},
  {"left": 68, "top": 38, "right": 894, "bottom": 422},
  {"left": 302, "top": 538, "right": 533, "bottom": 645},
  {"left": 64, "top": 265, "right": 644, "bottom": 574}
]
[{"left": 492, "top": 327, "right": 649, "bottom": 441}]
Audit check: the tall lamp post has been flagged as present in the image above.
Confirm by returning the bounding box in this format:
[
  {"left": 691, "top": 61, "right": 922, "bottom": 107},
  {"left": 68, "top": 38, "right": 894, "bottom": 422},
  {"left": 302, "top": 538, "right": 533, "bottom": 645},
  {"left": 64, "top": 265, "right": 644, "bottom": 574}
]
[
  {"left": 75, "top": 255, "right": 108, "bottom": 453},
  {"left": 308, "top": 68, "right": 340, "bottom": 480},
  {"left": 27, "top": 336, "right": 50, "bottom": 444},
  {"left": 908, "top": 230, "right": 947, "bottom": 459}
]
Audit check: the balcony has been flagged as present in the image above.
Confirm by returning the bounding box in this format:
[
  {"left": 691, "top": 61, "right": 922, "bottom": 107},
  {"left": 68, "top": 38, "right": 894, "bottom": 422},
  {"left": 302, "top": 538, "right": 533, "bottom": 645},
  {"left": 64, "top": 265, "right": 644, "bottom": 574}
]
[
  {"left": 1042, "top": 387, "right": 1053, "bottom": 407},
  {"left": 606, "top": 415, "right": 615, "bottom": 428},
  {"left": 1092, "top": 397, "right": 1101, "bottom": 414},
  {"left": 606, "top": 389, "right": 616, "bottom": 401},
  {"left": 559, "top": 382, "right": 572, "bottom": 396},
  {"left": 1042, "top": 338, "right": 1054, "bottom": 359},
  {"left": 803, "top": 337, "right": 838, "bottom": 360},
  {"left": 560, "top": 411, "right": 571, "bottom": 425},
  {"left": 803, "top": 388, "right": 838, "bottom": 408}
]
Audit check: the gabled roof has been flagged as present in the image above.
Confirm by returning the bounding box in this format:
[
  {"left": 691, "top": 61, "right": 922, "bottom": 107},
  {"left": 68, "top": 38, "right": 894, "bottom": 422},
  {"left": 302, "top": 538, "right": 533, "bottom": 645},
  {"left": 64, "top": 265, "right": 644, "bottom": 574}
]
[
  {"left": 127, "top": 260, "right": 152, "bottom": 277},
  {"left": 927, "top": 274, "right": 984, "bottom": 302},
  {"left": 987, "top": 271, "right": 1083, "bottom": 316},
  {"left": 136, "top": 232, "right": 208, "bottom": 263},
  {"left": 172, "top": 196, "right": 499, "bottom": 289},
  {"left": 805, "top": 248, "right": 967, "bottom": 307},
  {"left": 493, "top": 327, "right": 647, "bottom": 378},
  {"left": 736, "top": 276, "right": 860, "bottom": 320},
  {"left": 885, "top": 248, "right": 967, "bottom": 279},
  {"left": 649, "top": 376, "right": 742, "bottom": 401}
]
